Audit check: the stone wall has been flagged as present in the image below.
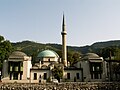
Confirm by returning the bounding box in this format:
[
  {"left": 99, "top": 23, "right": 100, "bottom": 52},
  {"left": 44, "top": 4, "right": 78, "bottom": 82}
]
[{"left": 0, "top": 82, "right": 120, "bottom": 90}]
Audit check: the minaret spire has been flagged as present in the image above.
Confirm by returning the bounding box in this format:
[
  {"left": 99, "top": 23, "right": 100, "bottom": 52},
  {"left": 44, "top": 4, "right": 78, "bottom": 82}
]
[
  {"left": 62, "top": 14, "right": 65, "bottom": 28},
  {"left": 61, "top": 14, "right": 67, "bottom": 67}
]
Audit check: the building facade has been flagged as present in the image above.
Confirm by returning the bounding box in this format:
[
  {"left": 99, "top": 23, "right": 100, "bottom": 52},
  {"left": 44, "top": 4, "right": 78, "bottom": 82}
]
[
  {"left": 2, "top": 51, "right": 32, "bottom": 83},
  {"left": 74, "top": 53, "right": 107, "bottom": 82},
  {"left": 2, "top": 15, "right": 108, "bottom": 83},
  {"left": 30, "top": 50, "right": 60, "bottom": 83}
]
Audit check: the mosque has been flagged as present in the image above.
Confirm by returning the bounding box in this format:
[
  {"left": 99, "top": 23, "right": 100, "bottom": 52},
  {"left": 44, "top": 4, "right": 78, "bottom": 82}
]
[{"left": 2, "top": 15, "right": 107, "bottom": 83}]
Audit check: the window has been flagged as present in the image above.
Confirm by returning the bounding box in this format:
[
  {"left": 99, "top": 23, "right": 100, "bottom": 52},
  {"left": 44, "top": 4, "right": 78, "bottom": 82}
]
[
  {"left": 97, "top": 66, "right": 100, "bottom": 71},
  {"left": 98, "top": 74, "right": 102, "bottom": 79},
  {"left": 20, "top": 73, "right": 22, "bottom": 80},
  {"left": 44, "top": 73, "right": 47, "bottom": 80},
  {"left": 91, "top": 73, "right": 102, "bottom": 79},
  {"left": 91, "top": 73, "right": 99, "bottom": 79},
  {"left": 41, "top": 61, "right": 43, "bottom": 64},
  {"left": 34, "top": 73, "right": 37, "bottom": 80},
  {"left": 13, "top": 73, "right": 18, "bottom": 80},
  {"left": 76, "top": 73, "right": 80, "bottom": 79},
  {"left": 67, "top": 73, "right": 70, "bottom": 79},
  {"left": 10, "top": 73, "right": 12, "bottom": 80},
  {"left": 39, "top": 75, "right": 41, "bottom": 79},
  {"left": 91, "top": 73, "right": 94, "bottom": 79},
  {"left": 48, "top": 58, "right": 50, "bottom": 62},
  {"left": 94, "top": 73, "right": 99, "bottom": 79},
  {"left": 10, "top": 66, "right": 12, "bottom": 71},
  {"left": 79, "top": 63, "right": 81, "bottom": 68}
]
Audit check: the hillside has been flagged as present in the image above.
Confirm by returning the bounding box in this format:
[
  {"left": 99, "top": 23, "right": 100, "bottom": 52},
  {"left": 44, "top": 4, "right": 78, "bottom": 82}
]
[
  {"left": 12, "top": 41, "right": 59, "bottom": 56},
  {"left": 91, "top": 40, "right": 120, "bottom": 48},
  {"left": 12, "top": 40, "right": 120, "bottom": 55}
]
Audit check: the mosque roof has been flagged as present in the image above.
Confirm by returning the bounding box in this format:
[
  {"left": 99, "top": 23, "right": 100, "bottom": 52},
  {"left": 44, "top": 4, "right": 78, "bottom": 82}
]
[
  {"left": 37, "top": 50, "right": 59, "bottom": 58},
  {"left": 82, "top": 53, "right": 102, "bottom": 60},
  {"left": 9, "top": 51, "right": 27, "bottom": 59}
]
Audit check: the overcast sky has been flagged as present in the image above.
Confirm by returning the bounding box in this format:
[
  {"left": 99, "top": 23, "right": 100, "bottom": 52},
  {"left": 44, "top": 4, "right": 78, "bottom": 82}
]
[{"left": 0, "top": 0, "right": 120, "bottom": 46}]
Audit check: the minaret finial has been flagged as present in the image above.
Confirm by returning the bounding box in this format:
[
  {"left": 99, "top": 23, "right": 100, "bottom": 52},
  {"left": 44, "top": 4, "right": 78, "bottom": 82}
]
[
  {"left": 63, "top": 13, "right": 65, "bottom": 26},
  {"left": 62, "top": 13, "right": 66, "bottom": 32}
]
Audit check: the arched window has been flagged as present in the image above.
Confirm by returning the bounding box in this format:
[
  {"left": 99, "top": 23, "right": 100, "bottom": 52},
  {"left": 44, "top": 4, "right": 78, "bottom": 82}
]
[{"left": 39, "top": 75, "right": 41, "bottom": 79}]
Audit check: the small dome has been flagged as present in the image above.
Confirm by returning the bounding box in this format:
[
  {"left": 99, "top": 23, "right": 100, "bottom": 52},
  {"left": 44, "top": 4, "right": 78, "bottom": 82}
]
[
  {"left": 9, "top": 51, "right": 27, "bottom": 59},
  {"left": 37, "top": 50, "right": 59, "bottom": 58},
  {"left": 86, "top": 53, "right": 99, "bottom": 58},
  {"left": 82, "top": 53, "right": 100, "bottom": 60}
]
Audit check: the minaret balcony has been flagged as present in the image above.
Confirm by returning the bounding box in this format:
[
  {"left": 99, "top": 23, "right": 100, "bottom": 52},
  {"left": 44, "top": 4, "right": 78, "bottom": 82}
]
[{"left": 61, "top": 31, "right": 67, "bottom": 35}]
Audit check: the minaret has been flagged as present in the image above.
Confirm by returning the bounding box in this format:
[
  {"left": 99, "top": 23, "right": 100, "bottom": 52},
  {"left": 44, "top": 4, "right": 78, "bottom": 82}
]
[{"left": 61, "top": 14, "right": 67, "bottom": 67}]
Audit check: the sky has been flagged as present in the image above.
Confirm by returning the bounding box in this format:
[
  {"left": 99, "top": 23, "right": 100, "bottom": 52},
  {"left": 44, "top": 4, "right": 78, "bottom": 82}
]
[{"left": 0, "top": 0, "right": 120, "bottom": 46}]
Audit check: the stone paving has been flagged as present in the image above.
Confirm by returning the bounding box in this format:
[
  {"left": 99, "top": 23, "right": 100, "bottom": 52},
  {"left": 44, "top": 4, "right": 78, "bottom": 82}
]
[{"left": 0, "top": 82, "right": 120, "bottom": 90}]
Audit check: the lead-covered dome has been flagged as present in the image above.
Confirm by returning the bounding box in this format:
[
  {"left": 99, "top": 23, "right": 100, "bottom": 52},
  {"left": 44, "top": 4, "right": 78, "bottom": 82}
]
[
  {"left": 37, "top": 50, "right": 59, "bottom": 58},
  {"left": 9, "top": 51, "right": 27, "bottom": 59},
  {"left": 82, "top": 53, "right": 100, "bottom": 60}
]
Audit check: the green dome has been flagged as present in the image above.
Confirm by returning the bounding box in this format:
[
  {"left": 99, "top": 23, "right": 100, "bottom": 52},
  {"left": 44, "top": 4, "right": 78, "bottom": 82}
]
[{"left": 37, "top": 50, "right": 59, "bottom": 58}]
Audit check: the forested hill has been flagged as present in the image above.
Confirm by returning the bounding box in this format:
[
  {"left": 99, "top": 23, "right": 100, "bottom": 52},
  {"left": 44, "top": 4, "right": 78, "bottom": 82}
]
[
  {"left": 12, "top": 40, "right": 120, "bottom": 55},
  {"left": 91, "top": 40, "right": 120, "bottom": 48}
]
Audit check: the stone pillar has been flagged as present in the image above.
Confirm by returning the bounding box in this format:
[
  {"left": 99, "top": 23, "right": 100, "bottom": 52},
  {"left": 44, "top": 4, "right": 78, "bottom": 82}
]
[
  {"left": 2, "top": 60, "right": 8, "bottom": 78},
  {"left": 50, "top": 68, "right": 52, "bottom": 82},
  {"left": 39, "top": 61, "right": 41, "bottom": 68}
]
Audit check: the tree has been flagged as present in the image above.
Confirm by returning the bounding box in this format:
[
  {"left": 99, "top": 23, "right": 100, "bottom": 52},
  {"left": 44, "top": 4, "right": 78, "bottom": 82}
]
[
  {"left": 112, "top": 63, "right": 120, "bottom": 81},
  {"left": 67, "top": 51, "right": 74, "bottom": 66},
  {"left": 99, "top": 46, "right": 116, "bottom": 60},
  {"left": 0, "top": 35, "right": 13, "bottom": 68},
  {"left": 114, "top": 47, "right": 120, "bottom": 60},
  {"left": 99, "top": 47, "right": 115, "bottom": 81},
  {"left": 52, "top": 64, "right": 63, "bottom": 82},
  {"left": 72, "top": 52, "right": 81, "bottom": 64},
  {"left": 67, "top": 51, "right": 81, "bottom": 66}
]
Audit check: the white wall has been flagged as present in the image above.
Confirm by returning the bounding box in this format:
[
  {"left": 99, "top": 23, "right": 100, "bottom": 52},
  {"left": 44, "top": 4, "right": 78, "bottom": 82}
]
[
  {"left": 23, "top": 56, "right": 32, "bottom": 80},
  {"left": 30, "top": 69, "right": 50, "bottom": 83},
  {"left": 76, "top": 60, "right": 107, "bottom": 82},
  {"left": 80, "top": 61, "right": 91, "bottom": 82},
  {"left": 40, "top": 57, "right": 58, "bottom": 67},
  {"left": 43, "top": 57, "right": 58, "bottom": 62},
  {"left": 63, "top": 70, "right": 82, "bottom": 82}
]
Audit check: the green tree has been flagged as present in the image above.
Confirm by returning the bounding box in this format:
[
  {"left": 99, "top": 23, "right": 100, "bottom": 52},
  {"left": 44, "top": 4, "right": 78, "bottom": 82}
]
[
  {"left": 112, "top": 63, "right": 120, "bottom": 81},
  {"left": 99, "top": 46, "right": 120, "bottom": 81},
  {"left": 72, "top": 52, "right": 81, "bottom": 64},
  {"left": 67, "top": 51, "right": 81, "bottom": 66},
  {"left": 52, "top": 64, "right": 63, "bottom": 82},
  {"left": 56, "top": 50, "right": 62, "bottom": 58},
  {"left": 114, "top": 47, "right": 120, "bottom": 60},
  {"left": 0, "top": 35, "right": 13, "bottom": 68},
  {"left": 99, "top": 47, "right": 116, "bottom": 60},
  {"left": 67, "top": 51, "right": 74, "bottom": 66}
]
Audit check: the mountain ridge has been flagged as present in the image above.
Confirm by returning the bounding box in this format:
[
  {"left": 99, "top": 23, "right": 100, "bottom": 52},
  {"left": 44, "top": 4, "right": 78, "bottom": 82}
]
[{"left": 12, "top": 40, "right": 120, "bottom": 55}]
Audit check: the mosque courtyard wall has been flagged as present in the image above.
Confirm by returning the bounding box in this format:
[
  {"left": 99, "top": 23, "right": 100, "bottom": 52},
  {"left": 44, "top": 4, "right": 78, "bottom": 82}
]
[{"left": 0, "top": 82, "right": 120, "bottom": 90}]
